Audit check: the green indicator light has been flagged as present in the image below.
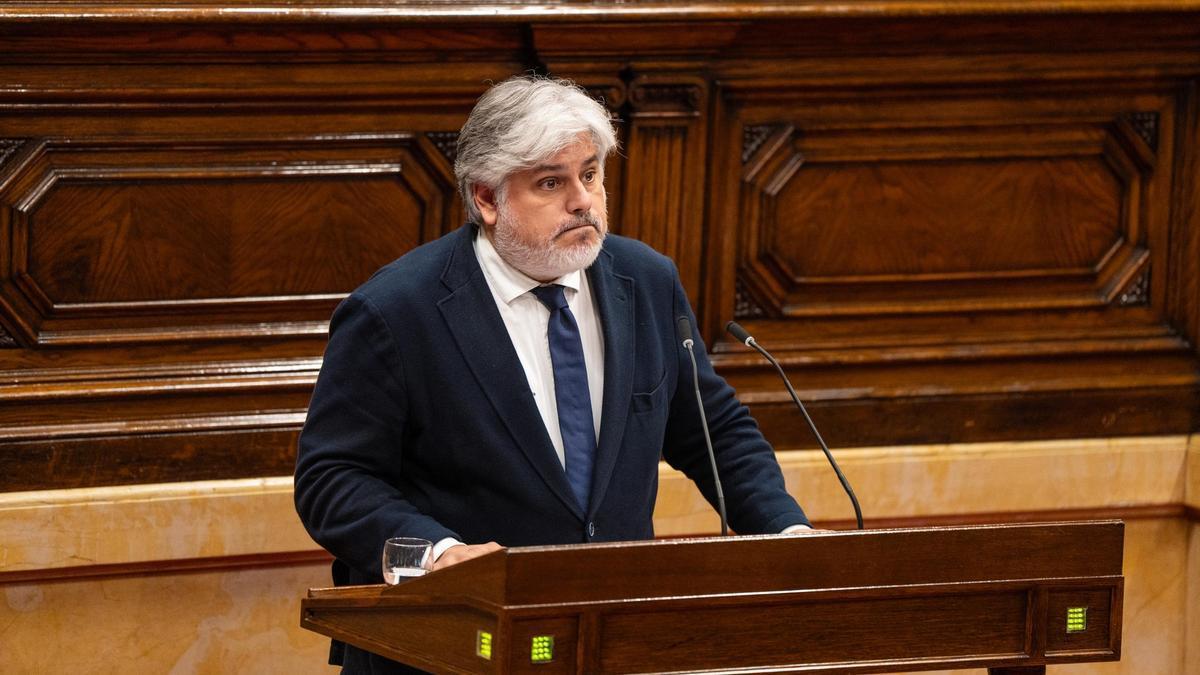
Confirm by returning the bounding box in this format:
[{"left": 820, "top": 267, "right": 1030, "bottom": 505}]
[
  {"left": 531, "top": 635, "right": 554, "bottom": 663},
  {"left": 1066, "top": 607, "right": 1088, "bottom": 633},
  {"left": 476, "top": 630, "right": 493, "bottom": 660}
]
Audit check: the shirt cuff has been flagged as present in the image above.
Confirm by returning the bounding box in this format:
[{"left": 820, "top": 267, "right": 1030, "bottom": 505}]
[
  {"left": 781, "top": 524, "right": 813, "bottom": 534},
  {"left": 433, "top": 537, "right": 466, "bottom": 561}
]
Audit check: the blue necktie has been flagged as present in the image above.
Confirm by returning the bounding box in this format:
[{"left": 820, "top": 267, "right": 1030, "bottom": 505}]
[{"left": 531, "top": 284, "right": 595, "bottom": 512}]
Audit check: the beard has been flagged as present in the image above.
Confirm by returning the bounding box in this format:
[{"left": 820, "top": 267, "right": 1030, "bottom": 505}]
[{"left": 491, "top": 203, "right": 607, "bottom": 282}]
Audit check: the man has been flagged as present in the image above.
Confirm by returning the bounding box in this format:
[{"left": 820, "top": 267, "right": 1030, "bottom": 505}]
[{"left": 294, "top": 75, "right": 810, "bottom": 673}]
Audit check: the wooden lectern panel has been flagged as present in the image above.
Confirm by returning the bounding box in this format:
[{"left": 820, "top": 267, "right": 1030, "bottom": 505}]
[
  {"left": 301, "top": 522, "right": 1123, "bottom": 674},
  {"left": 597, "top": 591, "right": 1028, "bottom": 673}
]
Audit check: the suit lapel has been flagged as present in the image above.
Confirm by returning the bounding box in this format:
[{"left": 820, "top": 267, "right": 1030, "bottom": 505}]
[
  {"left": 437, "top": 226, "right": 584, "bottom": 519},
  {"left": 586, "top": 248, "right": 635, "bottom": 517}
]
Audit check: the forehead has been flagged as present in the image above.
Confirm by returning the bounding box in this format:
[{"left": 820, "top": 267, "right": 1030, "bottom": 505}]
[{"left": 527, "top": 137, "right": 599, "bottom": 172}]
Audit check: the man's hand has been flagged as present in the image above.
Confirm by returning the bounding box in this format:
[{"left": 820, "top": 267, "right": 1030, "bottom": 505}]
[
  {"left": 782, "top": 524, "right": 833, "bottom": 534},
  {"left": 433, "top": 542, "right": 503, "bottom": 570}
]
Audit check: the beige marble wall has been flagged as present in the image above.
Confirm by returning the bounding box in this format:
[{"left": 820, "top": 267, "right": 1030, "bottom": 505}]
[
  {"left": 0, "top": 478, "right": 313, "bottom": 574},
  {"left": 1185, "top": 437, "right": 1200, "bottom": 675},
  {"left": 655, "top": 435, "right": 1188, "bottom": 534},
  {"left": 1187, "top": 435, "right": 1200, "bottom": 508},
  {"left": 3, "top": 562, "right": 335, "bottom": 674},
  {"left": 1, "top": 435, "right": 1196, "bottom": 674},
  {"left": 1186, "top": 521, "right": 1200, "bottom": 675},
  {"left": 1077, "top": 518, "right": 1190, "bottom": 675}
]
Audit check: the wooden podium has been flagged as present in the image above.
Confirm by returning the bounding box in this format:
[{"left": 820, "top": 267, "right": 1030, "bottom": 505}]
[{"left": 301, "top": 521, "right": 1122, "bottom": 674}]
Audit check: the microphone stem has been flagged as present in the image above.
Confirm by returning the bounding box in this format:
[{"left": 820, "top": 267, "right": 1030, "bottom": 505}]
[
  {"left": 685, "top": 341, "right": 728, "bottom": 536},
  {"left": 748, "top": 339, "right": 864, "bottom": 531}
]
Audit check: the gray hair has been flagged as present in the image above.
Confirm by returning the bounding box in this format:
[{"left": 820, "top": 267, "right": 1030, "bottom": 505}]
[{"left": 455, "top": 75, "right": 618, "bottom": 223}]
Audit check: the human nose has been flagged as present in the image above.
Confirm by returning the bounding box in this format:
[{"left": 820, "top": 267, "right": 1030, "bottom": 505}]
[{"left": 565, "top": 177, "right": 592, "bottom": 215}]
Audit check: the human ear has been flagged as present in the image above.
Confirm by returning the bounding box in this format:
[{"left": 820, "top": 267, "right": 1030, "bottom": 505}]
[{"left": 472, "top": 184, "right": 499, "bottom": 227}]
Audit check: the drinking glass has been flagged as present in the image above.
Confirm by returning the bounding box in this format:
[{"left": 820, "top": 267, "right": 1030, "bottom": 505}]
[{"left": 382, "top": 537, "right": 433, "bottom": 584}]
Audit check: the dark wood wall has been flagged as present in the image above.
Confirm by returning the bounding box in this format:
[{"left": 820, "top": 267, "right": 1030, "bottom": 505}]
[{"left": 2, "top": 1, "right": 1199, "bottom": 492}]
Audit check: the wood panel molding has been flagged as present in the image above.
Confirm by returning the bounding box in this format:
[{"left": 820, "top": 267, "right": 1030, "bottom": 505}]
[
  {"left": 2, "top": 1, "right": 1200, "bottom": 21},
  {"left": 0, "top": 138, "right": 20, "bottom": 167},
  {"left": 1123, "top": 111, "right": 1159, "bottom": 151},
  {"left": 617, "top": 74, "right": 710, "bottom": 298},
  {"left": 425, "top": 131, "right": 460, "bottom": 165},
  {"left": 737, "top": 112, "right": 1157, "bottom": 319},
  {"left": 706, "top": 81, "right": 1198, "bottom": 445},
  {"left": 0, "top": 134, "right": 456, "bottom": 347},
  {"left": 0, "top": 549, "right": 332, "bottom": 586},
  {"left": 741, "top": 124, "right": 778, "bottom": 164},
  {"left": 1118, "top": 267, "right": 1151, "bottom": 306}
]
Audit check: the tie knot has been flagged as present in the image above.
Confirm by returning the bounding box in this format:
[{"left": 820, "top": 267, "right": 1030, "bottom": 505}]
[{"left": 531, "top": 284, "right": 568, "bottom": 311}]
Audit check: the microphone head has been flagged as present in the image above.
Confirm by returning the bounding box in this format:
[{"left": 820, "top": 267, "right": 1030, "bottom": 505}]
[
  {"left": 676, "top": 316, "right": 693, "bottom": 345},
  {"left": 725, "top": 321, "right": 753, "bottom": 345}
]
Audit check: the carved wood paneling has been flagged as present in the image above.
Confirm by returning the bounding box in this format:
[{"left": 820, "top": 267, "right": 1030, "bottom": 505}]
[
  {"left": 0, "top": 139, "right": 20, "bottom": 167},
  {"left": 742, "top": 125, "right": 777, "bottom": 164},
  {"left": 1124, "top": 112, "right": 1160, "bottom": 151},
  {"left": 0, "top": 428, "right": 302, "bottom": 492},
  {"left": 426, "top": 131, "right": 459, "bottom": 165},
  {"left": 733, "top": 278, "right": 768, "bottom": 320},
  {"left": 1118, "top": 267, "right": 1151, "bottom": 306},
  {"left": 739, "top": 117, "right": 1155, "bottom": 320},
  {"left": 1166, "top": 82, "right": 1200, "bottom": 356},
  {"left": 618, "top": 76, "right": 708, "bottom": 300},
  {"left": 1, "top": 3, "right": 1200, "bottom": 490},
  {"left": 710, "top": 78, "right": 1195, "bottom": 445},
  {"left": 0, "top": 135, "right": 456, "bottom": 346}
]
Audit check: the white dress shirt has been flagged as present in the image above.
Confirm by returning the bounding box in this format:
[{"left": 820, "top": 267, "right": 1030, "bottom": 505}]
[
  {"left": 432, "top": 230, "right": 606, "bottom": 562},
  {"left": 472, "top": 230, "right": 605, "bottom": 467}
]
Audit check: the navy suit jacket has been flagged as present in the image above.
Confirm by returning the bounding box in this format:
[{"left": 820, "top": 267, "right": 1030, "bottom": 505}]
[{"left": 295, "top": 223, "right": 808, "bottom": 587}]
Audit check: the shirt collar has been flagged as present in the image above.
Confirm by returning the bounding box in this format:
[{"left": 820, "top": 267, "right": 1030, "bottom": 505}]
[{"left": 473, "top": 227, "right": 583, "bottom": 305}]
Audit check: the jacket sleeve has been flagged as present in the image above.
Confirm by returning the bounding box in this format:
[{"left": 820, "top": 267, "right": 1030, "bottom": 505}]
[
  {"left": 660, "top": 274, "right": 810, "bottom": 534},
  {"left": 294, "top": 293, "right": 459, "bottom": 580}
]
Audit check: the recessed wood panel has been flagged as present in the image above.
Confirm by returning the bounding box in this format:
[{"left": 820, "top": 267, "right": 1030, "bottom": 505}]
[
  {"left": 1045, "top": 587, "right": 1116, "bottom": 656},
  {"left": 774, "top": 156, "right": 1121, "bottom": 278},
  {"left": 614, "top": 76, "right": 709, "bottom": 301},
  {"left": 740, "top": 118, "right": 1153, "bottom": 316},
  {"left": 598, "top": 592, "right": 1028, "bottom": 673},
  {"left": 29, "top": 175, "right": 421, "bottom": 303},
  {"left": 0, "top": 136, "right": 456, "bottom": 344}
]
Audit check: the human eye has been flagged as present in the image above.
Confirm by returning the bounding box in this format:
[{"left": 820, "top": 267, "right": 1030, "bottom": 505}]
[
  {"left": 583, "top": 169, "right": 597, "bottom": 183},
  {"left": 539, "top": 177, "right": 559, "bottom": 190}
]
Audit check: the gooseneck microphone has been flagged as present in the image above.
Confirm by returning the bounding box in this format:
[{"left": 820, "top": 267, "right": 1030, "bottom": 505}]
[
  {"left": 677, "top": 316, "right": 729, "bottom": 536},
  {"left": 726, "top": 321, "right": 864, "bottom": 530}
]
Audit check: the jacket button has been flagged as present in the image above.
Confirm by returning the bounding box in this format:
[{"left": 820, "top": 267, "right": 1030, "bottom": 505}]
[{"left": 587, "top": 521, "right": 596, "bottom": 537}]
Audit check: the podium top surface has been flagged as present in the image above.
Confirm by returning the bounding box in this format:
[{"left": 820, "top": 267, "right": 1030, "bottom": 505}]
[{"left": 309, "top": 521, "right": 1123, "bottom": 609}]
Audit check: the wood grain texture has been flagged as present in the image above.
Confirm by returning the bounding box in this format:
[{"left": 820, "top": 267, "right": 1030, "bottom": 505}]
[
  {"left": 0, "top": 2, "right": 1199, "bottom": 491},
  {"left": 775, "top": 158, "right": 1121, "bottom": 277},
  {"left": 598, "top": 591, "right": 1028, "bottom": 672},
  {"left": 0, "top": 427, "right": 303, "bottom": 491},
  {"left": 1, "top": 1, "right": 1199, "bottom": 23},
  {"left": 616, "top": 75, "right": 708, "bottom": 301},
  {"left": 0, "top": 135, "right": 455, "bottom": 345}
]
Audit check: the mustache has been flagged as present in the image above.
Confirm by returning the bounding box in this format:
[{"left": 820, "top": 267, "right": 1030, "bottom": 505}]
[{"left": 553, "top": 212, "right": 603, "bottom": 238}]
